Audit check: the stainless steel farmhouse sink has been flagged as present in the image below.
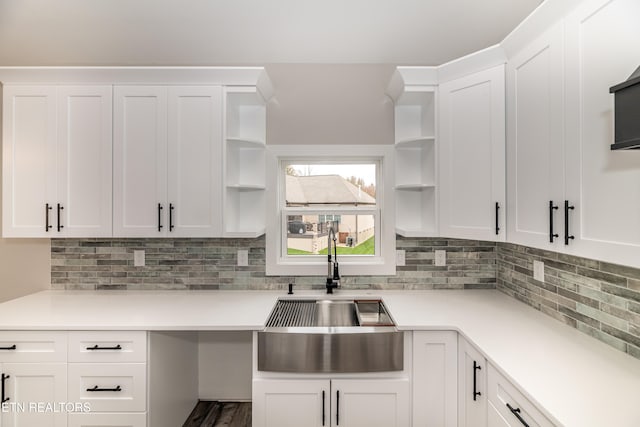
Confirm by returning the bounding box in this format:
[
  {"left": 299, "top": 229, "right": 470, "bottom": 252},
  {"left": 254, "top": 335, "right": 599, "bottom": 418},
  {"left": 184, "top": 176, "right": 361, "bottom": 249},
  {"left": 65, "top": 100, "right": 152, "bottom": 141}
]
[{"left": 257, "top": 299, "right": 403, "bottom": 373}]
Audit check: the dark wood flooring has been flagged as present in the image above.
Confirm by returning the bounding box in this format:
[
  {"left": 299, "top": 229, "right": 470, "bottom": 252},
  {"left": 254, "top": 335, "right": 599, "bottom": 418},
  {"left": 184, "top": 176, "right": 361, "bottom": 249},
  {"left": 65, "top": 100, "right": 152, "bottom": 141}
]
[{"left": 183, "top": 401, "right": 251, "bottom": 427}]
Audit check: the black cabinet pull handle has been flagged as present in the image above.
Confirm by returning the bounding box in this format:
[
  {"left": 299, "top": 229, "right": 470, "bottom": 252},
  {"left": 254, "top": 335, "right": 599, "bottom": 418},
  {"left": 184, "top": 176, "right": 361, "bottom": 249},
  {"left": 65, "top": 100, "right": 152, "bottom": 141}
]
[
  {"left": 0, "top": 345, "right": 16, "bottom": 351},
  {"left": 57, "top": 203, "right": 64, "bottom": 232},
  {"left": 564, "top": 200, "right": 575, "bottom": 245},
  {"left": 86, "top": 385, "right": 122, "bottom": 392},
  {"left": 157, "top": 203, "right": 163, "bottom": 232},
  {"left": 1, "top": 373, "right": 9, "bottom": 403},
  {"left": 86, "top": 344, "right": 122, "bottom": 351},
  {"left": 322, "top": 390, "right": 326, "bottom": 426},
  {"left": 549, "top": 201, "right": 559, "bottom": 242},
  {"left": 507, "top": 403, "right": 530, "bottom": 427},
  {"left": 473, "top": 360, "right": 482, "bottom": 401},
  {"left": 336, "top": 390, "right": 340, "bottom": 426},
  {"left": 495, "top": 202, "right": 500, "bottom": 235},
  {"left": 45, "top": 203, "right": 53, "bottom": 232},
  {"left": 169, "top": 203, "right": 175, "bottom": 232}
]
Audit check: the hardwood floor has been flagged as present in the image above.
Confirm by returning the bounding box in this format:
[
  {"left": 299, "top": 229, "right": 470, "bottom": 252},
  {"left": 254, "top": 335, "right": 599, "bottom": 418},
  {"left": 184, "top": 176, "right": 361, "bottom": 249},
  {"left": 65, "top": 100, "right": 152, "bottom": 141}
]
[{"left": 183, "top": 401, "right": 251, "bottom": 427}]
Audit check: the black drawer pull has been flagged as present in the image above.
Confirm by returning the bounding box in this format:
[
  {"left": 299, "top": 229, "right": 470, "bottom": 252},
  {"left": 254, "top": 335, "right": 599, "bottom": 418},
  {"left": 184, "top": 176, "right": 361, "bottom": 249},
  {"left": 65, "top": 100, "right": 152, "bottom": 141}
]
[
  {"left": 564, "top": 200, "right": 575, "bottom": 245},
  {"left": 549, "top": 201, "right": 559, "bottom": 242},
  {"left": 86, "top": 344, "right": 122, "bottom": 351},
  {"left": 169, "top": 203, "right": 175, "bottom": 232},
  {"left": 473, "top": 360, "right": 482, "bottom": 401},
  {"left": 1, "top": 373, "right": 9, "bottom": 403},
  {"left": 57, "top": 203, "right": 64, "bottom": 232},
  {"left": 507, "top": 403, "right": 530, "bottom": 427},
  {"left": 495, "top": 202, "right": 500, "bottom": 235},
  {"left": 0, "top": 345, "right": 17, "bottom": 351},
  {"left": 45, "top": 203, "right": 53, "bottom": 232},
  {"left": 158, "top": 203, "right": 164, "bottom": 232},
  {"left": 86, "top": 385, "right": 122, "bottom": 392}
]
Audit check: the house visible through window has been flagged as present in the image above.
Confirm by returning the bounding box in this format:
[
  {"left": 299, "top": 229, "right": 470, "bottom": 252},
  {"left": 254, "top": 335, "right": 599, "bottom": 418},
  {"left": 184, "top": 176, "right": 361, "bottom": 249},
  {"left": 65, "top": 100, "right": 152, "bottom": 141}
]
[{"left": 284, "top": 164, "right": 377, "bottom": 257}]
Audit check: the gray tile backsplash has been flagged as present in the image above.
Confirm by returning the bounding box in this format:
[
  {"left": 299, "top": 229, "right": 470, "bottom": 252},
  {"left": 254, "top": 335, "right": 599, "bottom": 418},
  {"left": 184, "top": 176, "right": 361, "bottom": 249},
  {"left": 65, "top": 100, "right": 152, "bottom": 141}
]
[
  {"left": 51, "top": 236, "right": 497, "bottom": 291},
  {"left": 497, "top": 242, "right": 640, "bottom": 360},
  {"left": 50, "top": 237, "right": 640, "bottom": 360}
]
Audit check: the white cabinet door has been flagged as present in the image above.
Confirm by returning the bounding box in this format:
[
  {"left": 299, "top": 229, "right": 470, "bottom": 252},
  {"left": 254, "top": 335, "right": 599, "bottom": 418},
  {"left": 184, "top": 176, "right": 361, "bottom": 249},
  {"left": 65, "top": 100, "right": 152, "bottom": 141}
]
[
  {"left": 563, "top": 0, "right": 640, "bottom": 268},
  {"left": 458, "top": 336, "right": 487, "bottom": 427},
  {"left": 439, "top": 65, "right": 506, "bottom": 241},
  {"left": 506, "top": 22, "right": 565, "bottom": 250},
  {"left": 252, "top": 379, "right": 328, "bottom": 427},
  {"left": 2, "top": 86, "right": 57, "bottom": 237},
  {"left": 113, "top": 86, "right": 168, "bottom": 237},
  {"left": 0, "top": 363, "right": 67, "bottom": 427},
  {"left": 57, "top": 86, "right": 112, "bottom": 237},
  {"left": 413, "top": 331, "right": 458, "bottom": 427},
  {"left": 167, "top": 86, "right": 223, "bottom": 237},
  {"left": 2, "top": 85, "right": 112, "bottom": 238},
  {"left": 331, "top": 379, "right": 409, "bottom": 427}
]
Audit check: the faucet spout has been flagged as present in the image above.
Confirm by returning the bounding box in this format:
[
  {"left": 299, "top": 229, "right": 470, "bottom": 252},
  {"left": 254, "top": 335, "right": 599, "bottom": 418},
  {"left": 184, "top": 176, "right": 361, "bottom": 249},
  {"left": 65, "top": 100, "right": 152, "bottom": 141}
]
[{"left": 326, "top": 225, "right": 340, "bottom": 294}]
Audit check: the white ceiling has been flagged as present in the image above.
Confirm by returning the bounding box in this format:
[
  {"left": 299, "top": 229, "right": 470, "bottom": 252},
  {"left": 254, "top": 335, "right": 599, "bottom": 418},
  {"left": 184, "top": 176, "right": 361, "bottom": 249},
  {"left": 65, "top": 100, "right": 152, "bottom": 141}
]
[{"left": 0, "top": 0, "right": 543, "bottom": 66}]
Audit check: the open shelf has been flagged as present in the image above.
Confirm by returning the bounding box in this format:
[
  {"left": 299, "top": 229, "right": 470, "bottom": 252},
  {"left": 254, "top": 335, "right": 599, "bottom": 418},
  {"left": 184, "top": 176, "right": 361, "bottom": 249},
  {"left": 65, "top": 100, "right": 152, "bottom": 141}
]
[
  {"left": 394, "top": 89, "right": 435, "bottom": 143},
  {"left": 395, "top": 186, "right": 437, "bottom": 237},
  {"left": 391, "top": 83, "right": 438, "bottom": 237},
  {"left": 223, "top": 87, "right": 268, "bottom": 237}
]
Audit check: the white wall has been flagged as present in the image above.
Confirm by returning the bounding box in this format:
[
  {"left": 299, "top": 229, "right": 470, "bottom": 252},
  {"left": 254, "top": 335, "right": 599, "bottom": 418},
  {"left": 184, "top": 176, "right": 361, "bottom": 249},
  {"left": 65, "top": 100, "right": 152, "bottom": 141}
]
[
  {"left": 266, "top": 64, "right": 395, "bottom": 146},
  {"left": 198, "top": 331, "right": 253, "bottom": 400}
]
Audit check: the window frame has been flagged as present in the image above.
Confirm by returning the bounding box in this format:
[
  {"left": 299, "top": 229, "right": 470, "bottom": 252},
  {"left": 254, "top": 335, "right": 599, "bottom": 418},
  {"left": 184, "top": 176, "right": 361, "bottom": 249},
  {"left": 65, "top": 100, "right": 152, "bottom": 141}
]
[{"left": 266, "top": 145, "right": 396, "bottom": 276}]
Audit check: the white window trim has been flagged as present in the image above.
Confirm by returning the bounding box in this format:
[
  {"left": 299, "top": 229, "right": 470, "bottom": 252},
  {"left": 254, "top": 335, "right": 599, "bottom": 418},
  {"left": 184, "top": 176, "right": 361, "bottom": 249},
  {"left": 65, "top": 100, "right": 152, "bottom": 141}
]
[{"left": 265, "top": 145, "right": 396, "bottom": 276}]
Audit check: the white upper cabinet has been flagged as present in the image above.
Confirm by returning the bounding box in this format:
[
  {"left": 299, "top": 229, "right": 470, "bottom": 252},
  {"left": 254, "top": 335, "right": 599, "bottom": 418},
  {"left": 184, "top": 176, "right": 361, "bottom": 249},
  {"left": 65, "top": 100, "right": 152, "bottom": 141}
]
[
  {"left": 439, "top": 65, "right": 506, "bottom": 241},
  {"left": 113, "top": 85, "right": 223, "bottom": 238},
  {"left": 563, "top": 0, "right": 640, "bottom": 267},
  {"left": 57, "top": 86, "right": 113, "bottom": 237},
  {"left": 2, "top": 85, "right": 112, "bottom": 238},
  {"left": 506, "top": 22, "right": 566, "bottom": 250},
  {"left": 505, "top": 0, "right": 640, "bottom": 268},
  {"left": 168, "top": 86, "right": 223, "bottom": 237},
  {"left": 113, "top": 86, "right": 168, "bottom": 237}
]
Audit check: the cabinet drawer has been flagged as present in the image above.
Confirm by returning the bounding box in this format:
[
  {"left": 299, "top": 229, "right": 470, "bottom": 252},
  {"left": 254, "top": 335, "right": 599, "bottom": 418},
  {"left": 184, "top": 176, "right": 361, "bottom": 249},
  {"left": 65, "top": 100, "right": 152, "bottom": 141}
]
[
  {"left": 0, "top": 331, "right": 67, "bottom": 362},
  {"left": 68, "top": 363, "right": 147, "bottom": 412},
  {"left": 68, "top": 331, "right": 147, "bottom": 363},
  {"left": 68, "top": 412, "right": 147, "bottom": 427},
  {"left": 487, "top": 364, "right": 554, "bottom": 427}
]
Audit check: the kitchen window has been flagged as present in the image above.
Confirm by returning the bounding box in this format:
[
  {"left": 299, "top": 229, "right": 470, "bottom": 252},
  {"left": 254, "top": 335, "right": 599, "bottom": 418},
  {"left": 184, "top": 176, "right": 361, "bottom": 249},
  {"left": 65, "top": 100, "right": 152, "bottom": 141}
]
[{"left": 266, "top": 145, "right": 395, "bottom": 276}]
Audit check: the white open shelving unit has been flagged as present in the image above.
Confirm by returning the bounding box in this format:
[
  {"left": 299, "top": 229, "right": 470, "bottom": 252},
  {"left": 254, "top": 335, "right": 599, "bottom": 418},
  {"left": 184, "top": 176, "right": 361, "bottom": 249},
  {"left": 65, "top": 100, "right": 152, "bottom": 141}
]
[
  {"left": 389, "top": 78, "right": 438, "bottom": 237},
  {"left": 223, "top": 86, "right": 271, "bottom": 237}
]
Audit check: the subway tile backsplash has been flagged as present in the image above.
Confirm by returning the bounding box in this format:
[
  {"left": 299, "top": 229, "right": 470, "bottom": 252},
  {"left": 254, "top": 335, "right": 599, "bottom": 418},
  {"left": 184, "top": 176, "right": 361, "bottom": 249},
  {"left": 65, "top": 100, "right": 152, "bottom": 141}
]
[
  {"left": 50, "top": 236, "right": 497, "bottom": 291},
  {"left": 50, "top": 237, "right": 640, "bottom": 360}
]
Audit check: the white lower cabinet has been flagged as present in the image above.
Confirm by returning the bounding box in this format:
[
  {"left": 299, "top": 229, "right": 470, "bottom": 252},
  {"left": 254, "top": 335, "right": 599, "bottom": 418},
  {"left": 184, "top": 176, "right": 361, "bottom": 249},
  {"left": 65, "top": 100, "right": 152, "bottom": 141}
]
[
  {"left": 252, "top": 378, "right": 409, "bottom": 427},
  {"left": 487, "top": 364, "right": 553, "bottom": 427},
  {"left": 0, "top": 363, "right": 67, "bottom": 427},
  {"left": 0, "top": 331, "right": 149, "bottom": 427},
  {"left": 412, "top": 331, "right": 458, "bottom": 427},
  {"left": 0, "top": 331, "right": 68, "bottom": 427},
  {"left": 458, "top": 336, "right": 487, "bottom": 427}
]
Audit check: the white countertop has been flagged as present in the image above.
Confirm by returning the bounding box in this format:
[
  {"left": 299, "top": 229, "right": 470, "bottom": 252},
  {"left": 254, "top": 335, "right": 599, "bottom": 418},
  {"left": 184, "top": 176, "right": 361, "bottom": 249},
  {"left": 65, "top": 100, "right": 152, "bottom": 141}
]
[{"left": 0, "top": 289, "right": 638, "bottom": 426}]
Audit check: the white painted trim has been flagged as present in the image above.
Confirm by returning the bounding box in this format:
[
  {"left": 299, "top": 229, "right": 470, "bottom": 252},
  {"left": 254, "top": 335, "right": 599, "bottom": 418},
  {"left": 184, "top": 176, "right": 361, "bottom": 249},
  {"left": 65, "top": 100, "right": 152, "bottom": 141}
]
[
  {"left": 501, "top": 0, "right": 584, "bottom": 59},
  {"left": 437, "top": 44, "right": 507, "bottom": 84},
  {"left": 396, "top": 66, "right": 439, "bottom": 86},
  {"left": 265, "top": 145, "right": 396, "bottom": 276},
  {"left": 0, "top": 66, "right": 267, "bottom": 85}
]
